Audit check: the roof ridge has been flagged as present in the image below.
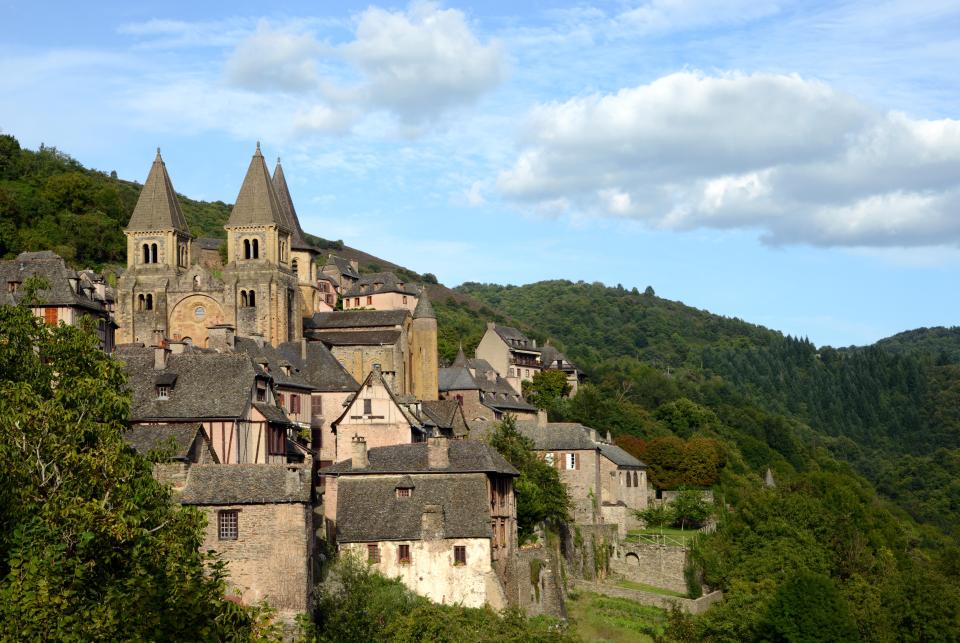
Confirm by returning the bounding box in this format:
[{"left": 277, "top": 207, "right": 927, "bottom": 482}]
[{"left": 271, "top": 158, "right": 315, "bottom": 252}]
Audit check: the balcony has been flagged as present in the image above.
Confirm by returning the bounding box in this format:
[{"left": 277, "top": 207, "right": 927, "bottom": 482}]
[{"left": 510, "top": 356, "right": 540, "bottom": 368}]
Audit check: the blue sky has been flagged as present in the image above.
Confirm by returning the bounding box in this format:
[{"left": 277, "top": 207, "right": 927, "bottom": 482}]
[{"left": 2, "top": 1, "right": 959, "bottom": 347}]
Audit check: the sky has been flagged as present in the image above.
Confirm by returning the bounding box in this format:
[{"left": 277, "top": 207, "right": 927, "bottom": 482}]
[{"left": 2, "top": 0, "right": 959, "bottom": 348}]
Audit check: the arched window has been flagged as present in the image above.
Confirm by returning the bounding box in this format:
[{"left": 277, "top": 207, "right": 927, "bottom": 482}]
[
  {"left": 137, "top": 294, "right": 145, "bottom": 311},
  {"left": 240, "top": 290, "right": 248, "bottom": 307},
  {"left": 145, "top": 294, "right": 154, "bottom": 311},
  {"left": 626, "top": 472, "right": 632, "bottom": 487},
  {"left": 142, "top": 244, "right": 150, "bottom": 264},
  {"left": 633, "top": 471, "right": 639, "bottom": 487},
  {"left": 252, "top": 239, "right": 259, "bottom": 259},
  {"left": 243, "top": 239, "right": 251, "bottom": 260},
  {"left": 249, "top": 290, "right": 256, "bottom": 307},
  {"left": 150, "top": 244, "right": 158, "bottom": 264}
]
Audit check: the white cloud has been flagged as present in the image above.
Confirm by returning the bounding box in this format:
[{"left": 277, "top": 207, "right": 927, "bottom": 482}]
[
  {"left": 343, "top": 2, "right": 504, "bottom": 122},
  {"left": 225, "top": 21, "right": 325, "bottom": 92},
  {"left": 617, "top": 0, "right": 783, "bottom": 34},
  {"left": 498, "top": 71, "right": 960, "bottom": 247}
]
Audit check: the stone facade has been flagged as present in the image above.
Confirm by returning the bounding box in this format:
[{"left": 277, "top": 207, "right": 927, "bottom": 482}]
[
  {"left": 332, "top": 368, "right": 419, "bottom": 462},
  {"left": 615, "top": 543, "right": 689, "bottom": 594}
]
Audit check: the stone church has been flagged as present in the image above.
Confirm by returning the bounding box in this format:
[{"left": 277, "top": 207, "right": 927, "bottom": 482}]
[{"left": 116, "top": 143, "right": 325, "bottom": 348}]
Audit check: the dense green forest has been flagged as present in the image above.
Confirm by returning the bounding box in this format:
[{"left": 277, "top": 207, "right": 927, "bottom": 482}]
[{"left": 460, "top": 280, "right": 960, "bottom": 638}]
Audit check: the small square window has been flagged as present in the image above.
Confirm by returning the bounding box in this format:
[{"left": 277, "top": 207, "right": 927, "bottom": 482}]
[
  {"left": 218, "top": 510, "right": 238, "bottom": 540},
  {"left": 454, "top": 545, "right": 466, "bottom": 566},
  {"left": 367, "top": 543, "right": 380, "bottom": 563},
  {"left": 398, "top": 544, "right": 411, "bottom": 564},
  {"left": 363, "top": 398, "right": 372, "bottom": 415},
  {"left": 396, "top": 487, "right": 411, "bottom": 498},
  {"left": 156, "top": 385, "right": 170, "bottom": 400}
]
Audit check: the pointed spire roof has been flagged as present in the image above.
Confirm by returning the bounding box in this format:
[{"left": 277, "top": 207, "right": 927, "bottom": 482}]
[
  {"left": 764, "top": 467, "right": 776, "bottom": 488},
  {"left": 226, "top": 143, "right": 291, "bottom": 232},
  {"left": 126, "top": 148, "right": 190, "bottom": 234},
  {"left": 413, "top": 289, "right": 435, "bottom": 319},
  {"left": 453, "top": 343, "right": 467, "bottom": 367},
  {"left": 272, "top": 158, "right": 315, "bottom": 252}
]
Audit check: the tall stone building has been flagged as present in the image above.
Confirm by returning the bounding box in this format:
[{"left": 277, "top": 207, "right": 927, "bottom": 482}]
[
  {"left": 116, "top": 145, "right": 314, "bottom": 348},
  {"left": 408, "top": 291, "right": 439, "bottom": 401}
]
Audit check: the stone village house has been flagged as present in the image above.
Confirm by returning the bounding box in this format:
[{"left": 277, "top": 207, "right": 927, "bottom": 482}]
[
  {"left": 474, "top": 323, "right": 585, "bottom": 395},
  {"left": 321, "top": 437, "right": 519, "bottom": 608},
  {"left": 438, "top": 347, "right": 539, "bottom": 422},
  {"left": 341, "top": 271, "right": 420, "bottom": 312}
]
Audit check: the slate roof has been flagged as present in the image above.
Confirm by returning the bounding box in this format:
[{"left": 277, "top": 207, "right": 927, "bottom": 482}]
[
  {"left": 326, "top": 255, "right": 360, "bottom": 280},
  {"left": 276, "top": 340, "right": 359, "bottom": 393},
  {"left": 420, "top": 400, "right": 469, "bottom": 438},
  {"left": 272, "top": 160, "right": 314, "bottom": 252},
  {"left": 0, "top": 251, "right": 109, "bottom": 313},
  {"left": 179, "top": 464, "right": 311, "bottom": 505},
  {"left": 335, "top": 473, "right": 490, "bottom": 543},
  {"left": 438, "top": 366, "right": 480, "bottom": 391},
  {"left": 515, "top": 422, "right": 599, "bottom": 451},
  {"left": 226, "top": 143, "right": 290, "bottom": 231},
  {"left": 234, "top": 337, "right": 314, "bottom": 390},
  {"left": 196, "top": 236, "right": 225, "bottom": 251},
  {"left": 125, "top": 149, "right": 190, "bottom": 234},
  {"left": 343, "top": 272, "right": 420, "bottom": 298},
  {"left": 307, "top": 309, "right": 409, "bottom": 330},
  {"left": 254, "top": 402, "right": 294, "bottom": 425},
  {"left": 539, "top": 345, "right": 580, "bottom": 372},
  {"left": 123, "top": 423, "right": 211, "bottom": 461},
  {"left": 412, "top": 290, "right": 435, "bottom": 319},
  {"left": 598, "top": 443, "right": 646, "bottom": 468},
  {"left": 492, "top": 324, "right": 538, "bottom": 352},
  {"left": 483, "top": 392, "right": 537, "bottom": 413},
  {"left": 310, "top": 330, "right": 402, "bottom": 346},
  {"left": 120, "top": 346, "right": 262, "bottom": 420},
  {"left": 322, "top": 440, "right": 519, "bottom": 476}
]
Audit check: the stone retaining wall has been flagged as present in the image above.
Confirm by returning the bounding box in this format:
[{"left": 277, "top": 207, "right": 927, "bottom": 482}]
[
  {"left": 613, "top": 543, "right": 688, "bottom": 594},
  {"left": 571, "top": 579, "right": 722, "bottom": 615}
]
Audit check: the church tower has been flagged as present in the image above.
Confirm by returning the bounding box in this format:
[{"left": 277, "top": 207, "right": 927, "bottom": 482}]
[
  {"left": 272, "top": 158, "right": 323, "bottom": 316},
  {"left": 408, "top": 289, "right": 439, "bottom": 401},
  {"left": 116, "top": 149, "right": 192, "bottom": 344},
  {"left": 222, "top": 143, "right": 302, "bottom": 345}
]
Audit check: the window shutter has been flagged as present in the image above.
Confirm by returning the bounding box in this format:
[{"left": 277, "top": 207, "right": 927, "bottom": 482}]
[
  {"left": 311, "top": 396, "right": 322, "bottom": 426},
  {"left": 575, "top": 453, "right": 580, "bottom": 470},
  {"left": 44, "top": 308, "right": 58, "bottom": 325}
]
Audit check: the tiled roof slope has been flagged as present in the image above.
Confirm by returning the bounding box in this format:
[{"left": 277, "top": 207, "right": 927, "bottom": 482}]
[
  {"left": 125, "top": 149, "right": 190, "bottom": 233},
  {"left": 226, "top": 143, "right": 290, "bottom": 231},
  {"left": 119, "top": 346, "right": 260, "bottom": 420},
  {"left": 271, "top": 160, "right": 314, "bottom": 251},
  {"left": 179, "top": 464, "right": 311, "bottom": 504},
  {"left": 311, "top": 330, "right": 402, "bottom": 346},
  {"left": 336, "top": 473, "right": 490, "bottom": 542},
  {"left": 343, "top": 271, "right": 420, "bottom": 298},
  {"left": 0, "top": 251, "right": 108, "bottom": 312},
  {"left": 123, "top": 423, "right": 208, "bottom": 460},
  {"left": 515, "top": 422, "right": 599, "bottom": 451},
  {"left": 412, "top": 290, "right": 434, "bottom": 319},
  {"left": 276, "top": 340, "right": 359, "bottom": 392},
  {"left": 598, "top": 443, "right": 646, "bottom": 468},
  {"left": 307, "top": 309, "right": 409, "bottom": 330},
  {"left": 322, "top": 440, "right": 518, "bottom": 476}
]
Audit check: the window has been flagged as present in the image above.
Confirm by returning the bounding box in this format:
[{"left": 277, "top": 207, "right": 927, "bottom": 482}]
[
  {"left": 268, "top": 426, "right": 286, "bottom": 456},
  {"left": 278, "top": 392, "right": 286, "bottom": 408},
  {"left": 491, "top": 521, "right": 498, "bottom": 547},
  {"left": 44, "top": 308, "right": 58, "bottom": 326},
  {"left": 366, "top": 296, "right": 372, "bottom": 305},
  {"left": 566, "top": 453, "right": 578, "bottom": 470},
  {"left": 248, "top": 290, "right": 256, "bottom": 307},
  {"left": 7, "top": 281, "right": 19, "bottom": 293},
  {"left": 354, "top": 297, "right": 360, "bottom": 307},
  {"left": 633, "top": 471, "right": 639, "bottom": 487},
  {"left": 291, "top": 394, "right": 301, "bottom": 414},
  {"left": 145, "top": 294, "right": 153, "bottom": 311},
  {"left": 150, "top": 243, "right": 158, "bottom": 264},
  {"left": 367, "top": 543, "right": 380, "bottom": 563},
  {"left": 453, "top": 545, "right": 466, "bottom": 566},
  {"left": 240, "top": 291, "right": 248, "bottom": 307},
  {"left": 292, "top": 258, "right": 298, "bottom": 274},
  {"left": 143, "top": 243, "right": 150, "bottom": 264},
  {"left": 402, "top": 295, "right": 407, "bottom": 305},
  {"left": 256, "top": 384, "right": 266, "bottom": 402},
  {"left": 363, "top": 398, "right": 372, "bottom": 415},
  {"left": 396, "top": 487, "right": 411, "bottom": 498},
  {"left": 499, "top": 519, "right": 506, "bottom": 545},
  {"left": 398, "top": 544, "right": 411, "bottom": 564},
  {"left": 626, "top": 471, "right": 632, "bottom": 487},
  {"left": 218, "top": 510, "right": 238, "bottom": 540},
  {"left": 156, "top": 385, "right": 170, "bottom": 400},
  {"left": 244, "top": 239, "right": 251, "bottom": 259},
  {"left": 311, "top": 395, "right": 323, "bottom": 425},
  {"left": 252, "top": 239, "right": 259, "bottom": 259}
]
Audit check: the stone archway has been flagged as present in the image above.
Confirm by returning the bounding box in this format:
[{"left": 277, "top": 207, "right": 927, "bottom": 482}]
[
  {"left": 625, "top": 552, "right": 640, "bottom": 566},
  {"left": 168, "top": 294, "right": 225, "bottom": 348}
]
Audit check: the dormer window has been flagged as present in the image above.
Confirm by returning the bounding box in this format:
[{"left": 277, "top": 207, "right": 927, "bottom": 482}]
[
  {"left": 396, "top": 487, "right": 412, "bottom": 498},
  {"left": 154, "top": 373, "right": 177, "bottom": 400},
  {"left": 156, "top": 385, "right": 170, "bottom": 400},
  {"left": 256, "top": 383, "right": 267, "bottom": 402}
]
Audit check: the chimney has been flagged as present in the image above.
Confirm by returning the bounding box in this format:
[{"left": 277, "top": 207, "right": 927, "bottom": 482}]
[
  {"left": 207, "top": 324, "right": 235, "bottom": 352},
  {"left": 606, "top": 431, "right": 612, "bottom": 444},
  {"left": 351, "top": 435, "right": 368, "bottom": 469},
  {"left": 537, "top": 409, "right": 548, "bottom": 428},
  {"left": 168, "top": 341, "right": 188, "bottom": 354},
  {"left": 300, "top": 337, "right": 308, "bottom": 360},
  {"left": 486, "top": 321, "right": 495, "bottom": 331},
  {"left": 151, "top": 329, "right": 165, "bottom": 348},
  {"left": 420, "top": 504, "right": 444, "bottom": 540},
  {"left": 350, "top": 260, "right": 359, "bottom": 273},
  {"left": 531, "top": 339, "right": 537, "bottom": 348},
  {"left": 154, "top": 345, "right": 169, "bottom": 370},
  {"left": 427, "top": 436, "right": 449, "bottom": 469}
]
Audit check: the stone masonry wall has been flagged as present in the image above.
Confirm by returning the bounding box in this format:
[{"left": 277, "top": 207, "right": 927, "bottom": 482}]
[
  {"left": 199, "top": 502, "right": 313, "bottom": 614},
  {"left": 613, "top": 543, "right": 688, "bottom": 595}
]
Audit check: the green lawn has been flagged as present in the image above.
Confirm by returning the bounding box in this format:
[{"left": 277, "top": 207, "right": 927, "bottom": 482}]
[
  {"left": 626, "top": 527, "right": 699, "bottom": 547},
  {"left": 566, "top": 590, "right": 668, "bottom": 642},
  {"left": 615, "top": 579, "right": 687, "bottom": 598}
]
